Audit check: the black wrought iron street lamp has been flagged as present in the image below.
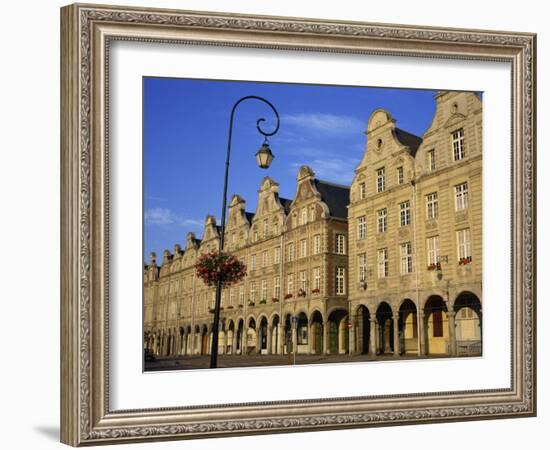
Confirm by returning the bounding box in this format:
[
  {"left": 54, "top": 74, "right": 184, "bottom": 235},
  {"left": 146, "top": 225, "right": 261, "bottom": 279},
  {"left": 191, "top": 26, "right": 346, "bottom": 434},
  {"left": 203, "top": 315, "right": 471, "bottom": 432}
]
[{"left": 210, "top": 96, "right": 280, "bottom": 369}]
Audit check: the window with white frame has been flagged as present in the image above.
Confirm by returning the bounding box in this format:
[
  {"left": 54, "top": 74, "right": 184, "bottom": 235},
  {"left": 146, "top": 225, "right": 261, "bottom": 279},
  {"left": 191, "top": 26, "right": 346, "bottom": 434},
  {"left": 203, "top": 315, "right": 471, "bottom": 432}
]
[
  {"left": 456, "top": 228, "right": 471, "bottom": 261},
  {"left": 301, "top": 208, "right": 307, "bottom": 225},
  {"left": 253, "top": 230, "right": 258, "bottom": 242},
  {"left": 250, "top": 254, "right": 256, "bottom": 270},
  {"left": 262, "top": 250, "right": 268, "bottom": 267},
  {"left": 377, "top": 248, "right": 388, "bottom": 278},
  {"left": 399, "top": 201, "right": 411, "bottom": 226},
  {"left": 357, "top": 216, "right": 366, "bottom": 240},
  {"left": 250, "top": 282, "right": 256, "bottom": 302},
  {"left": 300, "top": 270, "right": 307, "bottom": 291},
  {"left": 400, "top": 242, "right": 413, "bottom": 274},
  {"left": 274, "top": 276, "right": 280, "bottom": 299},
  {"left": 309, "top": 206, "right": 315, "bottom": 222},
  {"left": 274, "top": 246, "right": 281, "bottom": 264},
  {"left": 455, "top": 182, "right": 468, "bottom": 211},
  {"left": 452, "top": 128, "right": 465, "bottom": 161},
  {"left": 358, "top": 253, "right": 367, "bottom": 282},
  {"left": 287, "top": 242, "right": 295, "bottom": 261},
  {"left": 426, "top": 192, "right": 439, "bottom": 219},
  {"left": 377, "top": 208, "right": 387, "bottom": 233},
  {"left": 336, "top": 267, "right": 346, "bottom": 295},
  {"left": 314, "top": 234, "right": 321, "bottom": 254},
  {"left": 336, "top": 234, "right": 346, "bottom": 254},
  {"left": 263, "top": 219, "right": 268, "bottom": 238},
  {"left": 300, "top": 239, "right": 307, "bottom": 258},
  {"left": 287, "top": 273, "right": 294, "bottom": 295},
  {"left": 239, "top": 286, "right": 244, "bottom": 305},
  {"left": 261, "top": 279, "right": 267, "bottom": 301},
  {"left": 359, "top": 182, "right": 366, "bottom": 199},
  {"left": 428, "top": 149, "right": 436, "bottom": 171},
  {"left": 376, "top": 167, "right": 386, "bottom": 193},
  {"left": 397, "top": 166, "right": 404, "bottom": 185},
  {"left": 313, "top": 267, "right": 321, "bottom": 290},
  {"left": 229, "top": 288, "right": 234, "bottom": 306},
  {"left": 427, "top": 236, "right": 440, "bottom": 266}
]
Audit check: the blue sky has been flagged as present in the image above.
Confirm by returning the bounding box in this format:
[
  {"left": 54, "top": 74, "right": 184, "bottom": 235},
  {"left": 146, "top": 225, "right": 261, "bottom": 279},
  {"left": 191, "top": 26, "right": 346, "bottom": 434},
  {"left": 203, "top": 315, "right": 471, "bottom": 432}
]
[{"left": 143, "top": 78, "right": 438, "bottom": 262}]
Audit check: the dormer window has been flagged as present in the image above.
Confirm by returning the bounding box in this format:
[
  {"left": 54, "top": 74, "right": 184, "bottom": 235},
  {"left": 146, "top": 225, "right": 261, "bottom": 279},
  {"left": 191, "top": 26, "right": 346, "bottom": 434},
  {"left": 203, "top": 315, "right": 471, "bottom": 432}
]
[
  {"left": 452, "top": 128, "right": 465, "bottom": 161},
  {"left": 376, "top": 167, "right": 386, "bottom": 193}
]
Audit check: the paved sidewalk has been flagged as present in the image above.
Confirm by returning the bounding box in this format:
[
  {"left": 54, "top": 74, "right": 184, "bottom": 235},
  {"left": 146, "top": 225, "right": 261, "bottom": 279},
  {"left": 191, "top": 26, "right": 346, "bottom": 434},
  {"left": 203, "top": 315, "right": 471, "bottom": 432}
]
[{"left": 144, "top": 352, "right": 443, "bottom": 371}]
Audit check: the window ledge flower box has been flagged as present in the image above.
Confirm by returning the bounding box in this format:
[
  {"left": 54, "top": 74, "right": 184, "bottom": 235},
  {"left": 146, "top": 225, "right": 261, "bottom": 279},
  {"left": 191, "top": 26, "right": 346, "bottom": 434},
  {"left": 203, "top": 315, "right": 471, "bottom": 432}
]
[
  {"left": 284, "top": 294, "right": 293, "bottom": 300},
  {"left": 272, "top": 298, "right": 280, "bottom": 303},
  {"left": 297, "top": 289, "right": 306, "bottom": 298},
  {"left": 458, "top": 256, "right": 472, "bottom": 266},
  {"left": 259, "top": 300, "right": 267, "bottom": 305},
  {"left": 311, "top": 288, "right": 320, "bottom": 294}
]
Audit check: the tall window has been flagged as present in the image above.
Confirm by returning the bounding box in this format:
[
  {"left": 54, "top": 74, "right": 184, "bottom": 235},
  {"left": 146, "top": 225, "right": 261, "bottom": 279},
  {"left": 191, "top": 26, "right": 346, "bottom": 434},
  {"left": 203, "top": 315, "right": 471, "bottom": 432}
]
[
  {"left": 377, "top": 208, "right": 387, "bottom": 233},
  {"left": 309, "top": 206, "right": 315, "bottom": 222},
  {"left": 261, "top": 279, "right": 267, "bottom": 301},
  {"left": 397, "top": 166, "right": 404, "bottom": 185},
  {"left": 301, "top": 208, "right": 307, "bottom": 225},
  {"left": 400, "top": 242, "right": 413, "bottom": 274},
  {"left": 376, "top": 167, "right": 386, "bottom": 193},
  {"left": 314, "top": 234, "right": 321, "bottom": 254},
  {"left": 426, "top": 192, "right": 439, "bottom": 219},
  {"left": 253, "top": 230, "right": 258, "bottom": 242},
  {"left": 250, "top": 254, "right": 256, "bottom": 270},
  {"left": 287, "top": 273, "right": 294, "bottom": 295},
  {"left": 274, "top": 246, "right": 281, "bottom": 264},
  {"left": 229, "top": 288, "right": 235, "bottom": 306},
  {"left": 250, "top": 282, "right": 256, "bottom": 302},
  {"left": 400, "top": 201, "right": 411, "bottom": 226},
  {"left": 263, "top": 219, "right": 268, "bottom": 238},
  {"left": 274, "top": 276, "right": 281, "bottom": 299},
  {"left": 455, "top": 182, "right": 468, "bottom": 211},
  {"left": 457, "top": 228, "right": 472, "bottom": 261},
  {"left": 359, "top": 182, "right": 366, "bottom": 199},
  {"left": 452, "top": 128, "right": 465, "bottom": 161},
  {"left": 300, "top": 270, "right": 307, "bottom": 291},
  {"left": 286, "top": 242, "right": 295, "bottom": 262},
  {"left": 377, "top": 248, "right": 388, "bottom": 278},
  {"left": 336, "top": 267, "right": 346, "bottom": 295},
  {"left": 357, "top": 216, "right": 366, "bottom": 240},
  {"left": 336, "top": 234, "right": 346, "bottom": 254},
  {"left": 428, "top": 149, "right": 436, "bottom": 171},
  {"left": 358, "top": 253, "right": 367, "bottom": 282},
  {"left": 262, "top": 251, "right": 268, "bottom": 267},
  {"left": 300, "top": 239, "right": 307, "bottom": 258},
  {"left": 427, "top": 236, "right": 440, "bottom": 266},
  {"left": 313, "top": 267, "right": 321, "bottom": 290},
  {"left": 239, "top": 286, "right": 244, "bottom": 305}
]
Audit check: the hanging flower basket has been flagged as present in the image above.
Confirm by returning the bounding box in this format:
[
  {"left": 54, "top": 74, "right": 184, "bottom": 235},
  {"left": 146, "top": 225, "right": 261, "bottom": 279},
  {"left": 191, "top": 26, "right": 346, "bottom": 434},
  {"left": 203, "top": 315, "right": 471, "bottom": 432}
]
[{"left": 195, "top": 251, "right": 247, "bottom": 288}]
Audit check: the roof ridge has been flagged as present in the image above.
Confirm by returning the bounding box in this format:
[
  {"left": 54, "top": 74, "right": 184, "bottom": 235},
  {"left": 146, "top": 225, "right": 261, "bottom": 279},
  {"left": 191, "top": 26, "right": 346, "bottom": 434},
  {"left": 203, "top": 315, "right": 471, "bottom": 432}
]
[{"left": 315, "top": 178, "right": 351, "bottom": 190}]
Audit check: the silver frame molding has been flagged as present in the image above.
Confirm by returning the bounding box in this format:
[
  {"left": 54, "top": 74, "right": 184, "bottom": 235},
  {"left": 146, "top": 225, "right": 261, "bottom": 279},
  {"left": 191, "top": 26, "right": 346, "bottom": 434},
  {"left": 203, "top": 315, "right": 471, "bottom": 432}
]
[{"left": 60, "top": 3, "right": 536, "bottom": 446}]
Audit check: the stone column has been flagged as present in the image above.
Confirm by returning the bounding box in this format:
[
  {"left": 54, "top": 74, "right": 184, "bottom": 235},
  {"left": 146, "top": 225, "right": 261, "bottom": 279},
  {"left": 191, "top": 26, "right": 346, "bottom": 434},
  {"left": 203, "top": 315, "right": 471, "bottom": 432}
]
[
  {"left": 357, "top": 316, "right": 364, "bottom": 354},
  {"left": 393, "top": 313, "right": 400, "bottom": 357},
  {"left": 349, "top": 315, "right": 356, "bottom": 355},
  {"left": 277, "top": 324, "right": 284, "bottom": 355},
  {"left": 419, "top": 311, "right": 428, "bottom": 356},
  {"left": 369, "top": 318, "right": 377, "bottom": 356},
  {"left": 306, "top": 322, "right": 312, "bottom": 354},
  {"left": 267, "top": 325, "right": 272, "bottom": 355},
  {"left": 256, "top": 328, "right": 261, "bottom": 355},
  {"left": 323, "top": 321, "right": 329, "bottom": 355},
  {"left": 383, "top": 320, "right": 392, "bottom": 354},
  {"left": 447, "top": 311, "right": 457, "bottom": 356}
]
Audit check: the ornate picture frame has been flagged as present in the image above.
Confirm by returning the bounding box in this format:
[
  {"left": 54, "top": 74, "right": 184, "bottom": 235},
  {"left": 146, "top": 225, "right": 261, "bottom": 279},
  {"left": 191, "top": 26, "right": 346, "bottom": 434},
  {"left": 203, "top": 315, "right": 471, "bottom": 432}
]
[{"left": 60, "top": 3, "right": 536, "bottom": 446}]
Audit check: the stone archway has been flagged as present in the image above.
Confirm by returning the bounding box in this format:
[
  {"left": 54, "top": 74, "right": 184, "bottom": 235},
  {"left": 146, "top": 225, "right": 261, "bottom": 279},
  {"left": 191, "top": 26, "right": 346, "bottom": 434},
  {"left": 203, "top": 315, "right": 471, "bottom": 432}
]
[
  {"left": 327, "top": 308, "right": 348, "bottom": 355},
  {"left": 355, "top": 305, "right": 371, "bottom": 355},
  {"left": 270, "top": 314, "right": 281, "bottom": 355},
  {"left": 258, "top": 316, "right": 269, "bottom": 355},
  {"left": 375, "top": 302, "right": 395, "bottom": 355},
  {"left": 423, "top": 295, "right": 448, "bottom": 355},
  {"left": 309, "top": 310, "right": 324, "bottom": 355},
  {"left": 246, "top": 317, "right": 257, "bottom": 355},
  {"left": 399, "top": 299, "right": 419, "bottom": 355},
  {"left": 454, "top": 291, "right": 482, "bottom": 356}
]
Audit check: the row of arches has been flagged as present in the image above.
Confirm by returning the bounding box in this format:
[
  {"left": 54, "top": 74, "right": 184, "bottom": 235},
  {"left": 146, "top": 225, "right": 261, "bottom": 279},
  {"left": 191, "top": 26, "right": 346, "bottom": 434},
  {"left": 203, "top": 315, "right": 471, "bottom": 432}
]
[{"left": 144, "top": 291, "right": 482, "bottom": 359}]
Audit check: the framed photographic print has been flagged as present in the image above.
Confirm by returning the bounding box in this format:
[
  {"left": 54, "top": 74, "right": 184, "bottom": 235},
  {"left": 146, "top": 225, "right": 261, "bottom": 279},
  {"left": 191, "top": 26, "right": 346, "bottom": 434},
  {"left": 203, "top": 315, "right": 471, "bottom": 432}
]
[{"left": 60, "top": 3, "right": 536, "bottom": 446}]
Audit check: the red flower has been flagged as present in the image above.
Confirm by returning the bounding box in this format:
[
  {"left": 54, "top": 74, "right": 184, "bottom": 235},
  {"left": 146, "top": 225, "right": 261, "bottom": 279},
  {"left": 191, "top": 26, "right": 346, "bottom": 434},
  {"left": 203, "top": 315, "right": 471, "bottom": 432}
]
[{"left": 195, "top": 251, "right": 247, "bottom": 288}]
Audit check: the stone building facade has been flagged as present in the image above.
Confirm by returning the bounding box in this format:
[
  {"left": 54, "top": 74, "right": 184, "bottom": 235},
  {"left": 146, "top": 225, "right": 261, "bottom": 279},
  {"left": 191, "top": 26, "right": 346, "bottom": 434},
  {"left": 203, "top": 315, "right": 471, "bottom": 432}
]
[{"left": 144, "top": 90, "right": 482, "bottom": 360}]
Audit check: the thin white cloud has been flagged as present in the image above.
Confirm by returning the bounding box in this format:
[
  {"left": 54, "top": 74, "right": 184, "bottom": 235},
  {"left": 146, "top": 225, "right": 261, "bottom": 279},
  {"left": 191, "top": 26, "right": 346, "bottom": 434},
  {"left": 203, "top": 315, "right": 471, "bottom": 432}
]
[
  {"left": 144, "top": 208, "right": 203, "bottom": 229},
  {"left": 282, "top": 113, "right": 364, "bottom": 136}
]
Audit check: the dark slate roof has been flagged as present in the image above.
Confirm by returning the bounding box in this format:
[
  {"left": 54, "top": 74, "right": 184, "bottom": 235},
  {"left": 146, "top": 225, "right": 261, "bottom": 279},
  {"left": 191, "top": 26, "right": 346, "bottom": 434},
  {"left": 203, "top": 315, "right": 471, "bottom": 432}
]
[
  {"left": 215, "top": 225, "right": 222, "bottom": 235},
  {"left": 245, "top": 212, "right": 255, "bottom": 224},
  {"left": 275, "top": 194, "right": 293, "bottom": 214},
  {"left": 313, "top": 179, "right": 350, "bottom": 219},
  {"left": 394, "top": 128, "right": 423, "bottom": 155}
]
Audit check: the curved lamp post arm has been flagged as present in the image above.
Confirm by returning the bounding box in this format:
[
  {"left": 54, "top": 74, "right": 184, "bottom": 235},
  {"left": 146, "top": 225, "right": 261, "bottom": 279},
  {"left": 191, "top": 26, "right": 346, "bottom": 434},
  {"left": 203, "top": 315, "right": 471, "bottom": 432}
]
[{"left": 210, "top": 95, "right": 280, "bottom": 368}]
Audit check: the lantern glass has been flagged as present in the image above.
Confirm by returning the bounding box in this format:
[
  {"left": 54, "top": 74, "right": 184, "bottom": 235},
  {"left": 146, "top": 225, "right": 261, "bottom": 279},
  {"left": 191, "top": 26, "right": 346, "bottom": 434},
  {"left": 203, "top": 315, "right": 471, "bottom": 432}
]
[{"left": 255, "top": 143, "right": 274, "bottom": 169}]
